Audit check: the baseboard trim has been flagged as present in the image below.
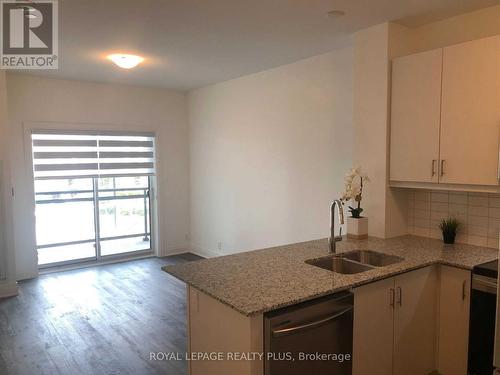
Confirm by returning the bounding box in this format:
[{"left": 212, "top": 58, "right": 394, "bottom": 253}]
[
  {"left": 0, "top": 281, "right": 19, "bottom": 298},
  {"left": 163, "top": 244, "right": 227, "bottom": 259},
  {"left": 189, "top": 246, "right": 221, "bottom": 259},
  {"left": 160, "top": 244, "right": 190, "bottom": 257}
]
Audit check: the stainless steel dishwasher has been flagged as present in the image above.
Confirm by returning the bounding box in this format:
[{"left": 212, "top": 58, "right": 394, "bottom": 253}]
[{"left": 264, "top": 291, "right": 353, "bottom": 375}]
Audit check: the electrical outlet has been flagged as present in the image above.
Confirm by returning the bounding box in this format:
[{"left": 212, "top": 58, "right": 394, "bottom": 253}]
[{"left": 217, "top": 241, "right": 222, "bottom": 250}]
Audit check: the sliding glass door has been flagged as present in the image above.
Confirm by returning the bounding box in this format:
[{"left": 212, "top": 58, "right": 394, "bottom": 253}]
[
  {"left": 32, "top": 131, "right": 155, "bottom": 267},
  {"left": 35, "top": 176, "right": 152, "bottom": 267},
  {"left": 97, "top": 176, "right": 151, "bottom": 256},
  {"left": 35, "top": 178, "right": 97, "bottom": 265}
]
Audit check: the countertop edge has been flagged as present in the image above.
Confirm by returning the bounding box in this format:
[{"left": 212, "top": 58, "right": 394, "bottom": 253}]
[{"left": 162, "top": 257, "right": 477, "bottom": 317}]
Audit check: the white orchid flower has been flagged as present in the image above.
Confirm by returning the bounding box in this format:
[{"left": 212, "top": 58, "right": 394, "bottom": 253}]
[{"left": 340, "top": 166, "right": 369, "bottom": 217}]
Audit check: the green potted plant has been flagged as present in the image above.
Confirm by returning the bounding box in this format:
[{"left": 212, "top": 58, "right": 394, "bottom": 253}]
[
  {"left": 439, "top": 217, "right": 461, "bottom": 244},
  {"left": 341, "top": 166, "right": 369, "bottom": 239}
]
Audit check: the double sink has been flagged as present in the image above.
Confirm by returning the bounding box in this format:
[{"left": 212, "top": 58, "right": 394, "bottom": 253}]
[{"left": 306, "top": 250, "right": 403, "bottom": 274}]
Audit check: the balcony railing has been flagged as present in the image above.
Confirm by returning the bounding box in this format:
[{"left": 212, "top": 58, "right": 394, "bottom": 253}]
[{"left": 35, "top": 185, "right": 151, "bottom": 258}]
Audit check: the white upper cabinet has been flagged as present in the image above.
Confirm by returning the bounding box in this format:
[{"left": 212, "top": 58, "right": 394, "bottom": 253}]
[
  {"left": 440, "top": 35, "right": 500, "bottom": 185},
  {"left": 390, "top": 49, "right": 442, "bottom": 183},
  {"left": 390, "top": 35, "right": 500, "bottom": 188}
]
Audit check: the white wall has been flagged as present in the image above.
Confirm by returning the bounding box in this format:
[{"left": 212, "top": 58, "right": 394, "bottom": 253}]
[
  {"left": 388, "top": 5, "right": 500, "bottom": 60},
  {"left": 352, "top": 24, "right": 391, "bottom": 238},
  {"left": 0, "top": 72, "right": 7, "bottom": 281},
  {"left": 188, "top": 48, "right": 353, "bottom": 256},
  {"left": 6, "top": 74, "right": 190, "bottom": 280},
  {"left": 0, "top": 72, "right": 17, "bottom": 295},
  {"left": 350, "top": 23, "right": 408, "bottom": 239},
  {"left": 5, "top": 5, "right": 496, "bottom": 278},
  {"left": 409, "top": 5, "right": 500, "bottom": 54}
]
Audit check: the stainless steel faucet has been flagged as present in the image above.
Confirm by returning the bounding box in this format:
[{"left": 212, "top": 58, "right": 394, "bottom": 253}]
[{"left": 329, "top": 200, "right": 345, "bottom": 254}]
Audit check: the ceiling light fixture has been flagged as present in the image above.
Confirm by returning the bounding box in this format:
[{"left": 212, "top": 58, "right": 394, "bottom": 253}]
[
  {"left": 107, "top": 54, "right": 144, "bottom": 69},
  {"left": 327, "top": 10, "right": 345, "bottom": 18}
]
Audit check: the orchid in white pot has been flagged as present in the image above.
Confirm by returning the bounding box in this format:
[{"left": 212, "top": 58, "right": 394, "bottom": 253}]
[{"left": 341, "top": 166, "right": 370, "bottom": 219}]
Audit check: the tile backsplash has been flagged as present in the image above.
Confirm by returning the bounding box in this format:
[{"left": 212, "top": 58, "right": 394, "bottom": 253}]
[{"left": 407, "top": 190, "right": 500, "bottom": 249}]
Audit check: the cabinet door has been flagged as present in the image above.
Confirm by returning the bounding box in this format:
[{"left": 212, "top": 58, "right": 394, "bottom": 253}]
[
  {"left": 390, "top": 49, "right": 442, "bottom": 183},
  {"left": 393, "top": 266, "right": 438, "bottom": 375},
  {"left": 353, "top": 277, "right": 394, "bottom": 375},
  {"left": 188, "top": 287, "right": 263, "bottom": 375},
  {"left": 437, "top": 266, "right": 471, "bottom": 375},
  {"left": 440, "top": 35, "right": 500, "bottom": 185}
]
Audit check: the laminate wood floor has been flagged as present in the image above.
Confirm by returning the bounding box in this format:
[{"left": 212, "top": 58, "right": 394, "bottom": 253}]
[{"left": 0, "top": 254, "right": 202, "bottom": 375}]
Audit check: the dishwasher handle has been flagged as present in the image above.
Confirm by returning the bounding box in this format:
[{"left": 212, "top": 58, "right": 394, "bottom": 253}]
[
  {"left": 472, "top": 274, "right": 497, "bottom": 294},
  {"left": 272, "top": 306, "right": 353, "bottom": 337}
]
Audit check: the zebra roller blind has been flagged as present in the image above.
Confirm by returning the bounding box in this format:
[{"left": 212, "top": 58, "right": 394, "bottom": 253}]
[{"left": 32, "top": 132, "right": 155, "bottom": 179}]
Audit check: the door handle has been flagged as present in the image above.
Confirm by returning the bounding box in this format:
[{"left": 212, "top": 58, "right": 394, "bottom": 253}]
[
  {"left": 440, "top": 160, "right": 445, "bottom": 177},
  {"left": 389, "top": 288, "right": 395, "bottom": 308},
  {"left": 462, "top": 280, "right": 467, "bottom": 301},
  {"left": 396, "top": 286, "right": 402, "bottom": 307},
  {"left": 272, "top": 306, "right": 353, "bottom": 337},
  {"left": 432, "top": 160, "right": 437, "bottom": 177}
]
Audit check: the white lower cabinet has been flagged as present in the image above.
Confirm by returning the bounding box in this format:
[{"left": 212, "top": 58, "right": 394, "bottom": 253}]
[
  {"left": 353, "top": 266, "right": 439, "bottom": 375},
  {"left": 188, "top": 287, "right": 264, "bottom": 375},
  {"left": 393, "top": 267, "right": 439, "bottom": 375},
  {"left": 437, "top": 266, "right": 471, "bottom": 375},
  {"left": 352, "top": 277, "right": 395, "bottom": 375}
]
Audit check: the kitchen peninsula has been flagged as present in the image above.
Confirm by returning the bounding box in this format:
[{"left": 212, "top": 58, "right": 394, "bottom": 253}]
[{"left": 164, "top": 235, "right": 498, "bottom": 375}]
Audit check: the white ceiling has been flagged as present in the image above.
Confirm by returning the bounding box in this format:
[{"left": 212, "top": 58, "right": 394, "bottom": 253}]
[{"left": 15, "top": 0, "right": 500, "bottom": 91}]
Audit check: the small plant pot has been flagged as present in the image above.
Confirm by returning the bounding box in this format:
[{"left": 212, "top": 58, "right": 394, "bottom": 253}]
[
  {"left": 347, "top": 217, "right": 368, "bottom": 240},
  {"left": 442, "top": 231, "right": 456, "bottom": 245}
]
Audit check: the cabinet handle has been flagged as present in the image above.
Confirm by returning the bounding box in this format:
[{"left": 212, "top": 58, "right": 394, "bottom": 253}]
[
  {"left": 431, "top": 160, "right": 437, "bottom": 177},
  {"left": 462, "top": 280, "right": 467, "bottom": 301},
  {"left": 389, "top": 288, "right": 395, "bottom": 308},
  {"left": 396, "top": 286, "right": 402, "bottom": 307},
  {"left": 440, "top": 160, "right": 445, "bottom": 176}
]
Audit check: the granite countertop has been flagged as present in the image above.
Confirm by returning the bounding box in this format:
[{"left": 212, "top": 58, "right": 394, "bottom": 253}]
[{"left": 163, "top": 235, "right": 498, "bottom": 316}]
